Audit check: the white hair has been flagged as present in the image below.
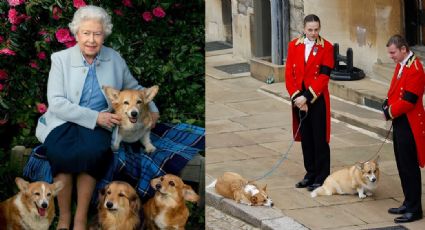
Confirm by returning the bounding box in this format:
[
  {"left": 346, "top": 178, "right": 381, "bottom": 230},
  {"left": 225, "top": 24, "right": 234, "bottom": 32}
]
[{"left": 68, "top": 5, "right": 113, "bottom": 37}]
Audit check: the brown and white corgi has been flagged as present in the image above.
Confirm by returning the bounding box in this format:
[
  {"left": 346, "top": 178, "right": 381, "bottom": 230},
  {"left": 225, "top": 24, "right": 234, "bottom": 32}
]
[
  {"left": 210, "top": 172, "right": 273, "bottom": 207},
  {"left": 95, "top": 181, "right": 141, "bottom": 230},
  {"left": 143, "top": 174, "right": 199, "bottom": 229},
  {"left": 104, "top": 85, "right": 159, "bottom": 152},
  {"left": 0, "top": 177, "right": 63, "bottom": 230},
  {"left": 311, "top": 157, "right": 380, "bottom": 198}
]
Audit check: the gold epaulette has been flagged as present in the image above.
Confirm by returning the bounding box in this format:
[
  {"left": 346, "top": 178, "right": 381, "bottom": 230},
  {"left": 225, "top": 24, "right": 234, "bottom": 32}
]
[
  {"left": 405, "top": 54, "right": 416, "bottom": 68},
  {"left": 295, "top": 35, "right": 305, "bottom": 46}
]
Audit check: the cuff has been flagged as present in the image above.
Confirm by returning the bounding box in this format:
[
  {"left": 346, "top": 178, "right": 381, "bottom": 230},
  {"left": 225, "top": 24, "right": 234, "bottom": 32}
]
[
  {"left": 290, "top": 90, "right": 302, "bottom": 100},
  {"left": 307, "top": 87, "right": 318, "bottom": 103},
  {"left": 383, "top": 106, "right": 392, "bottom": 120}
]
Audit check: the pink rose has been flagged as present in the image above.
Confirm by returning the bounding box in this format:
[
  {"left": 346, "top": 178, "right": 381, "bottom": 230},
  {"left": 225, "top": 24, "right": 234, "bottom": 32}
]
[
  {"left": 45, "top": 37, "right": 51, "bottom": 43},
  {"left": 0, "top": 70, "right": 7, "bottom": 80},
  {"left": 7, "top": 0, "right": 25, "bottom": 7},
  {"left": 55, "top": 28, "right": 74, "bottom": 43},
  {"left": 36, "top": 103, "right": 47, "bottom": 114},
  {"left": 52, "top": 6, "right": 62, "bottom": 20},
  {"left": 0, "top": 36, "right": 4, "bottom": 44},
  {"left": 37, "top": 51, "right": 46, "bottom": 60},
  {"left": 152, "top": 6, "right": 166, "bottom": 18},
  {"left": 73, "top": 0, "right": 86, "bottom": 9},
  {"left": 142, "top": 11, "right": 153, "bottom": 22},
  {"left": 11, "top": 25, "right": 17, "bottom": 31},
  {"left": 122, "top": 0, "right": 133, "bottom": 7},
  {"left": 8, "top": 8, "right": 21, "bottom": 25},
  {"left": 114, "top": 9, "right": 124, "bottom": 16},
  {"left": 29, "top": 60, "right": 39, "bottom": 69},
  {"left": 0, "top": 48, "right": 16, "bottom": 56},
  {"left": 65, "top": 40, "right": 77, "bottom": 48}
]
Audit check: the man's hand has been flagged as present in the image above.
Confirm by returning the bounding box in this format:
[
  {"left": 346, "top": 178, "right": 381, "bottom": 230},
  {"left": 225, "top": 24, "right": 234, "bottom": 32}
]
[
  {"left": 97, "top": 112, "right": 121, "bottom": 129},
  {"left": 150, "top": 112, "right": 160, "bottom": 129},
  {"left": 294, "top": 95, "right": 307, "bottom": 109},
  {"left": 299, "top": 104, "right": 308, "bottom": 112}
]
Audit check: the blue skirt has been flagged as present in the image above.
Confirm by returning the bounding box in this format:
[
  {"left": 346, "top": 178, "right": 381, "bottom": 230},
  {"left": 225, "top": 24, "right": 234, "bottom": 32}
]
[{"left": 44, "top": 122, "right": 113, "bottom": 179}]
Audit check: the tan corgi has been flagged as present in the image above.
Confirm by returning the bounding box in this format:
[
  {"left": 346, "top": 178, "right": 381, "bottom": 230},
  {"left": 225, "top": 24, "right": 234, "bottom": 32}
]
[
  {"left": 210, "top": 172, "right": 273, "bottom": 207},
  {"left": 0, "top": 177, "right": 63, "bottom": 230},
  {"left": 95, "top": 181, "right": 141, "bottom": 230},
  {"left": 311, "top": 157, "right": 380, "bottom": 199},
  {"left": 104, "top": 86, "right": 159, "bottom": 152},
  {"left": 143, "top": 174, "right": 199, "bottom": 229}
]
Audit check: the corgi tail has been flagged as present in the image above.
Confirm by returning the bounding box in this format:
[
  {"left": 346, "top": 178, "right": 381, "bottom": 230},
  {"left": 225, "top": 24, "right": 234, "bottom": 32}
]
[{"left": 206, "top": 179, "right": 217, "bottom": 189}]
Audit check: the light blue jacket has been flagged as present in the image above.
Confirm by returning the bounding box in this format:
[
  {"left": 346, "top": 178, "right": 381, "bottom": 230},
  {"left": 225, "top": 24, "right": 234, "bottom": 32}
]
[{"left": 35, "top": 45, "right": 158, "bottom": 143}]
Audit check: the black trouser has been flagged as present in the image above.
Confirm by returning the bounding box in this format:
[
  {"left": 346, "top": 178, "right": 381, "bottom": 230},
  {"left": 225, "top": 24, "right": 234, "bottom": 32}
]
[
  {"left": 393, "top": 115, "right": 422, "bottom": 214},
  {"left": 297, "top": 95, "right": 330, "bottom": 184}
]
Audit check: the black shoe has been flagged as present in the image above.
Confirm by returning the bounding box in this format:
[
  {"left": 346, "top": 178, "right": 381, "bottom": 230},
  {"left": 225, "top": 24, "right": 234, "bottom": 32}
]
[
  {"left": 307, "top": 183, "right": 322, "bottom": 191},
  {"left": 394, "top": 212, "right": 423, "bottom": 223},
  {"left": 388, "top": 205, "right": 407, "bottom": 214},
  {"left": 295, "top": 179, "right": 313, "bottom": 188}
]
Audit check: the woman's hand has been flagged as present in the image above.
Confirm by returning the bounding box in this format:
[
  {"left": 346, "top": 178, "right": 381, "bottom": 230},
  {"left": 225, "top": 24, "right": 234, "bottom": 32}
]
[
  {"left": 97, "top": 112, "right": 121, "bottom": 129},
  {"left": 150, "top": 112, "right": 160, "bottom": 129}
]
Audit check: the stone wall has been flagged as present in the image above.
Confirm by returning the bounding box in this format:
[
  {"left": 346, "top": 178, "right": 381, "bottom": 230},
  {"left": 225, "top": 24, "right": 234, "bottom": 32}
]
[
  {"left": 231, "top": 0, "right": 254, "bottom": 59},
  {"left": 289, "top": 0, "right": 305, "bottom": 39}
]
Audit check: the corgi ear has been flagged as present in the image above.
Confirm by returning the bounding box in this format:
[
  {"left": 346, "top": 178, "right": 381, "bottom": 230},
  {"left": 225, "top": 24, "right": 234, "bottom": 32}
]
[
  {"left": 141, "top": 85, "right": 159, "bottom": 104},
  {"left": 97, "top": 185, "right": 108, "bottom": 210},
  {"left": 183, "top": 184, "right": 199, "bottom": 203},
  {"left": 15, "top": 177, "right": 29, "bottom": 192},
  {"left": 52, "top": 180, "right": 64, "bottom": 196},
  {"left": 262, "top": 184, "right": 267, "bottom": 192},
  {"left": 103, "top": 86, "right": 120, "bottom": 103},
  {"left": 372, "top": 155, "right": 380, "bottom": 165},
  {"left": 129, "top": 192, "right": 141, "bottom": 215}
]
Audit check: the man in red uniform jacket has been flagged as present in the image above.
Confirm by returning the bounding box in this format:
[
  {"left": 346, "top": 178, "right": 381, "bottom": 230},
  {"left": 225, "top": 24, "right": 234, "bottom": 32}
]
[
  {"left": 285, "top": 14, "right": 334, "bottom": 191},
  {"left": 383, "top": 34, "right": 424, "bottom": 223}
]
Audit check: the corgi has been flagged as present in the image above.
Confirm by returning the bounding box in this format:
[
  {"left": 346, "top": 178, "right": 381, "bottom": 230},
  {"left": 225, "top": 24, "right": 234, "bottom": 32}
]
[
  {"left": 210, "top": 172, "right": 273, "bottom": 207},
  {"left": 311, "top": 157, "right": 380, "bottom": 199},
  {"left": 94, "top": 181, "right": 141, "bottom": 230},
  {"left": 0, "top": 177, "right": 63, "bottom": 230},
  {"left": 143, "top": 174, "right": 199, "bottom": 230},
  {"left": 104, "top": 86, "right": 159, "bottom": 153}
]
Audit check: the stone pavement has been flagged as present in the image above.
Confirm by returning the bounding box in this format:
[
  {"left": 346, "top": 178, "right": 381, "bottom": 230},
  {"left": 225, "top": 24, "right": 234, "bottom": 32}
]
[{"left": 205, "top": 50, "right": 425, "bottom": 230}]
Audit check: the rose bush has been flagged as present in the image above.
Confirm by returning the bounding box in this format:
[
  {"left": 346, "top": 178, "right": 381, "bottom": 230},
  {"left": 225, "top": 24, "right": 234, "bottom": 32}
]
[{"left": 0, "top": 0, "right": 204, "bottom": 150}]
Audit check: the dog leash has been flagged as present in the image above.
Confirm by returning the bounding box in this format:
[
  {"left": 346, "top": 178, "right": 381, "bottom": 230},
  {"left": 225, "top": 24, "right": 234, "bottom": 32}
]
[
  {"left": 248, "top": 110, "right": 307, "bottom": 183},
  {"left": 363, "top": 124, "right": 393, "bottom": 162}
]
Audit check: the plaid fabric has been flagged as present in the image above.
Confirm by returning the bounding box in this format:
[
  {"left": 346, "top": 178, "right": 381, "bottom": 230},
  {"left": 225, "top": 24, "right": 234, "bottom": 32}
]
[{"left": 23, "top": 123, "right": 204, "bottom": 202}]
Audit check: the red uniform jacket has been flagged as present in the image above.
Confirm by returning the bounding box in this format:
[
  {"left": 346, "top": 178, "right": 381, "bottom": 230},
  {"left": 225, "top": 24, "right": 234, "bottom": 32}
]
[
  {"left": 285, "top": 35, "right": 334, "bottom": 142},
  {"left": 386, "top": 54, "right": 425, "bottom": 167}
]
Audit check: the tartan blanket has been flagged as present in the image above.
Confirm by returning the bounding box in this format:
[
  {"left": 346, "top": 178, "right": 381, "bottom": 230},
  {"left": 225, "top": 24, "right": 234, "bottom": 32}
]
[{"left": 23, "top": 123, "right": 205, "bottom": 202}]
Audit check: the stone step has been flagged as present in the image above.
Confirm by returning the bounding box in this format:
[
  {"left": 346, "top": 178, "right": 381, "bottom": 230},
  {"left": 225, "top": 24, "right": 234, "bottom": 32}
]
[
  {"left": 260, "top": 82, "right": 392, "bottom": 138},
  {"left": 328, "top": 77, "right": 388, "bottom": 110}
]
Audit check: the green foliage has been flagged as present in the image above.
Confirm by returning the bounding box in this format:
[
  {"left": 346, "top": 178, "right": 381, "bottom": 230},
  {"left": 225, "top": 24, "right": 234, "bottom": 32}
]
[{"left": 0, "top": 0, "right": 205, "bottom": 151}]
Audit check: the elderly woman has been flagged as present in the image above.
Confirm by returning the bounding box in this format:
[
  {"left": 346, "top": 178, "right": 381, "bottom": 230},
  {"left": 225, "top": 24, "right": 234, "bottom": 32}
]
[{"left": 35, "top": 5, "right": 159, "bottom": 230}]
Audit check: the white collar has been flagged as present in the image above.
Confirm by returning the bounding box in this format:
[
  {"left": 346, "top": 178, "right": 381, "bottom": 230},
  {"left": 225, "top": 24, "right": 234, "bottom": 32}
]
[
  {"left": 400, "top": 51, "right": 413, "bottom": 66},
  {"left": 304, "top": 37, "right": 315, "bottom": 45}
]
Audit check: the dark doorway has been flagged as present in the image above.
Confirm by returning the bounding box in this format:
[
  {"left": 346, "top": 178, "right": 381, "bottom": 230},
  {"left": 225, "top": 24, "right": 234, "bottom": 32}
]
[
  {"left": 222, "top": 0, "right": 232, "bottom": 44},
  {"left": 405, "top": 0, "right": 419, "bottom": 45}
]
